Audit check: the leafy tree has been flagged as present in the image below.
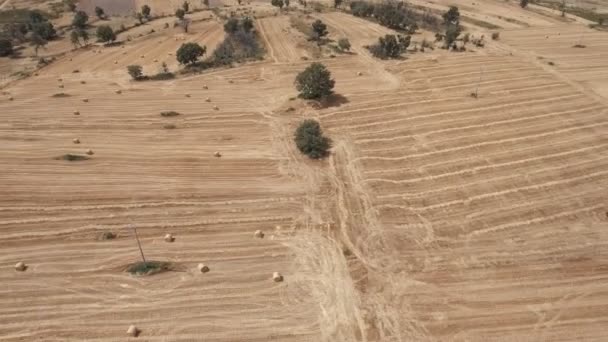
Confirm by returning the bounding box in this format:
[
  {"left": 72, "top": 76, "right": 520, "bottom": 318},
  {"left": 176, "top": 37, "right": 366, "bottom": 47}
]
[
  {"left": 70, "top": 30, "right": 81, "bottom": 47},
  {"left": 271, "top": 0, "right": 284, "bottom": 9},
  {"left": 224, "top": 18, "right": 239, "bottom": 33},
  {"left": 444, "top": 24, "right": 461, "bottom": 48},
  {"left": 127, "top": 65, "right": 143, "bottom": 80},
  {"left": 0, "top": 39, "right": 13, "bottom": 57},
  {"left": 136, "top": 12, "right": 144, "bottom": 24},
  {"left": 334, "top": 0, "right": 342, "bottom": 8},
  {"left": 520, "top": 0, "right": 529, "bottom": 8},
  {"left": 337, "top": 38, "right": 351, "bottom": 51},
  {"left": 442, "top": 6, "right": 460, "bottom": 26},
  {"left": 294, "top": 119, "right": 331, "bottom": 159},
  {"left": 66, "top": 0, "right": 77, "bottom": 12},
  {"left": 32, "top": 22, "right": 56, "bottom": 40},
  {"left": 79, "top": 29, "right": 89, "bottom": 44},
  {"left": 96, "top": 25, "right": 116, "bottom": 43},
  {"left": 295, "top": 63, "right": 335, "bottom": 99},
  {"left": 285, "top": 0, "right": 290, "bottom": 7},
  {"left": 142, "top": 5, "right": 151, "bottom": 19},
  {"left": 175, "top": 8, "right": 185, "bottom": 20},
  {"left": 29, "top": 11, "right": 46, "bottom": 25},
  {"left": 311, "top": 19, "right": 328, "bottom": 40},
  {"left": 31, "top": 34, "right": 47, "bottom": 56},
  {"left": 176, "top": 42, "right": 206, "bottom": 65},
  {"left": 182, "top": 1, "right": 190, "bottom": 12},
  {"left": 242, "top": 16, "right": 254, "bottom": 33},
  {"left": 72, "top": 10, "right": 88, "bottom": 29},
  {"left": 369, "top": 34, "right": 410, "bottom": 59},
  {"left": 203, "top": 0, "right": 210, "bottom": 7},
  {"left": 95, "top": 6, "right": 105, "bottom": 19},
  {"left": 350, "top": 1, "right": 374, "bottom": 17}
]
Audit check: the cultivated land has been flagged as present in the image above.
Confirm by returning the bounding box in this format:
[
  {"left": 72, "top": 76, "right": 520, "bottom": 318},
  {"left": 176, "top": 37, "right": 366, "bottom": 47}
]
[{"left": 1, "top": 0, "right": 608, "bottom": 341}]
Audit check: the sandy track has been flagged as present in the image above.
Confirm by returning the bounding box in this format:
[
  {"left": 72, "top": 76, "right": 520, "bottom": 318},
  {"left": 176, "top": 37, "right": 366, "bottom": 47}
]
[{"left": 257, "top": 16, "right": 311, "bottom": 63}]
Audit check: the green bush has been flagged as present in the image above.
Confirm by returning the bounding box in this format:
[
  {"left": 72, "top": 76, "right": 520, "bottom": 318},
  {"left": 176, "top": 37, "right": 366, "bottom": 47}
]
[
  {"left": 126, "top": 261, "right": 171, "bottom": 276},
  {"left": 368, "top": 34, "right": 410, "bottom": 59},
  {"left": 295, "top": 63, "right": 335, "bottom": 99},
  {"left": 72, "top": 10, "right": 88, "bottom": 29},
  {"left": 294, "top": 119, "right": 331, "bottom": 159},
  {"left": 127, "top": 65, "right": 143, "bottom": 80},
  {"left": 0, "top": 39, "right": 13, "bottom": 57},
  {"left": 177, "top": 42, "right": 206, "bottom": 65},
  {"left": 337, "top": 38, "right": 351, "bottom": 51},
  {"left": 96, "top": 25, "right": 116, "bottom": 43}
]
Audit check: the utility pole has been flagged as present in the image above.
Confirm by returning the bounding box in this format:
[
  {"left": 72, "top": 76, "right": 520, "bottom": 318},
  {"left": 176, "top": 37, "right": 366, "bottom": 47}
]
[{"left": 130, "top": 225, "right": 147, "bottom": 266}]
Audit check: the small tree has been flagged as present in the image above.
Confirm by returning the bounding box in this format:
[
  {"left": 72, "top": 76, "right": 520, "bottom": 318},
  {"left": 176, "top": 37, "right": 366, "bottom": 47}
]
[
  {"left": 0, "top": 39, "right": 13, "bottom": 57},
  {"left": 127, "top": 65, "right": 143, "bottom": 80},
  {"left": 443, "top": 6, "right": 460, "bottom": 26},
  {"left": 31, "top": 34, "right": 47, "bottom": 56},
  {"left": 337, "top": 38, "right": 351, "bottom": 51},
  {"left": 182, "top": 1, "right": 190, "bottom": 12},
  {"left": 312, "top": 19, "right": 328, "bottom": 40},
  {"left": 203, "top": 0, "right": 210, "bottom": 7},
  {"left": 96, "top": 25, "right": 116, "bottom": 43},
  {"left": 444, "top": 24, "right": 461, "bottom": 48},
  {"left": 70, "top": 30, "right": 81, "bottom": 47},
  {"left": 142, "top": 5, "right": 151, "bottom": 19},
  {"left": 294, "top": 119, "right": 331, "bottom": 159},
  {"left": 95, "top": 6, "right": 105, "bottom": 19},
  {"left": 136, "top": 12, "right": 144, "bottom": 24},
  {"left": 271, "top": 0, "right": 284, "bottom": 10},
  {"left": 242, "top": 17, "right": 254, "bottom": 33},
  {"left": 334, "top": 0, "right": 342, "bottom": 8},
  {"left": 224, "top": 18, "right": 240, "bottom": 34},
  {"left": 295, "top": 62, "right": 335, "bottom": 99},
  {"left": 175, "top": 8, "right": 186, "bottom": 20},
  {"left": 79, "top": 29, "right": 90, "bottom": 45},
  {"left": 176, "top": 42, "right": 206, "bottom": 65},
  {"left": 73, "top": 10, "right": 88, "bottom": 29},
  {"left": 520, "top": 0, "right": 529, "bottom": 8},
  {"left": 559, "top": 0, "right": 566, "bottom": 17},
  {"left": 67, "top": 1, "right": 77, "bottom": 12},
  {"left": 369, "top": 34, "right": 410, "bottom": 59},
  {"left": 32, "top": 22, "right": 56, "bottom": 40}
]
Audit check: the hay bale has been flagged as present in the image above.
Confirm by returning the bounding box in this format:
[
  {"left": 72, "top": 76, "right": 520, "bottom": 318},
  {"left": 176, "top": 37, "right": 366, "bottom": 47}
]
[
  {"left": 15, "top": 262, "right": 27, "bottom": 271},
  {"left": 115, "top": 90, "right": 122, "bottom": 94},
  {"left": 140, "top": 54, "right": 145, "bottom": 58},
  {"left": 214, "top": 151, "right": 222, "bottom": 158},
  {"left": 213, "top": 105, "right": 219, "bottom": 110},
  {"left": 73, "top": 110, "right": 80, "bottom": 115},
  {"left": 9, "top": 97, "right": 14, "bottom": 101},
  {"left": 185, "top": 94, "right": 191, "bottom": 97},
  {"left": 357, "top": 71, "right": 363, "bottom": 76},
  {"left": 82, "top": 98, "right": 89, "bottom": 102},
  {"left": 197, "top": 263, "right": 210, "bottom": 273},
  {"left": 73, "top": 138, "right": 80, "bottom": 144},
  {"left": 80, "top": 81, "right": 86, "bottom": 84},
  {"left": 153, "top": 59, "right": 158, "bottom": 62},
  {"left": 203, "top": 85, "right": 208, "bottom": 89},
  {"left": 86, "top": 149, "right": 94, "bottom": 155},
  {"left": 114, "top": 60, "right": 118, "bottom": 64},
  {"left": 59, "top": 84, "right": 64, "bottom": 88},
  {"left": 205, "top": 97, "right": 211, "bottom": 102},
  {"left": 228, "top": 80, "right": 234, "bottom": 84},
  {"left": 126, "top": 325, "right": 139, "bottom": 337},
  {"left": 164, "top": 233, "right": 175, "bottom": 242},
  {"left": 254, "top": 230, "right": 264, "bottom": 238},
  {"left": 58, "top": 78, "right": 62, "bottom": 82},
  {"left": 273, "top": 272, "right": 283, "bottom": 282}
]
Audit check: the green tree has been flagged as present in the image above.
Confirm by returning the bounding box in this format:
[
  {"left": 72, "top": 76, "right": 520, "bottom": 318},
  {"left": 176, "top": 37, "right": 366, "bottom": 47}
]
[
  {"left": 444, "top": 24, "right": 461, "bottom": 48},
  {"left": 337, "top": 38, "right": 351, "bottom": 51},
  {"left": 136, "top": 12, "right": 144, "bottom": 24},
  {"left": 442, "top": 6, "right": 460, "bottom": 26},
  {"left": 224, "top": 18, "right": 239, "bottom": 33},
  {"left": 95, "top": 6, "right": 105, "bottom": 19},
  {"left": 369, "top": 34, "right": 410, "bottom": 59},
  {"left": 0, "top": 39, "right": 13, "bottom": 57},
  {"left": 520, "top": 0, "right": 529, "bottom": 8},
  {"left": 182, "top": 1, "right": 190, "bottom": 12},
  {"left": 96, "top": 25, "right": 116, "bottom": 43},
  {"left": 79, "top": 29, "right": 89, "bottom": 45},
  {"left": 176, "top": 42, "right": 206, "bottom": 65},
  {"left": 203, "top": 0, "right": 210, "bottom": 7},
  {"left": 142, "top": 5, "right": 151, "bottom": 19},
  {"left": 31, "top": 34, "right": 47, "bottom": 56},
  {"left": 242, "top": 17, "right": 254, "bottom": 33},
  {"left": 127, "top": 65, "right": 143, "bottom": 80},
  {"left": 294, "top": 119, "right": 331, "bottom": 159},
  {"left": 295, "top": 62, "right": 335, "bottom": 99},
  {"left": 271, "top": 0, "right": 284, "bottom": 9},
  {"left": 175, "top": 8, "right": 185, "bottom": 19},
  {"left": 70, "top": 30, "right": 81, "bottom": 47},
  {"left": 312, "top": 19, "right": 328, "bottom": 40},
  {"left": 72, "top": 10, "right": 89, "bottom": 29},
  {"left": 32, "top": 22, "right": 56, "bottom": 40}
]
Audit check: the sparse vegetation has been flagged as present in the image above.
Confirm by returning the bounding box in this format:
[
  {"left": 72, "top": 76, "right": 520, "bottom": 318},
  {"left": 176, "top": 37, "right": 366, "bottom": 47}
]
[
  {"left": 142, "top": 5, "right": 152, "bottom": 20},
  {"left": 295, "top": 62, "right": 335, "bottom": 99},
  {"left": 212, "top": 17, "right": 264, "bottom": 65},
  {"left": 182, "top": 1, "right": 190, "bottom": 13},
  {"left": 177, "top": 42, "right": 206, "bottom": 65},
  {"left": 56, "top": 154, "right": 90, "bottom": 161},
  {"left": 349, "top": 0, "right": 439, "bottom": 32},
  {"left": 127, "top": 65, "right": 144, "bottom": 80},
  {"left": 161, "top": 111, "right": 181, "bottom": 117},
  {"left": 72, "top": 10, "right": 89, "bottom": 29},
  {"left": 368, "top": 34, "right": 411, "bottom": 59},
  {"left": 94, "top": 6, "right": 105, "bottom": 19},
  {"left": 337, "top": 38, "right": 351, "bottom": 52},
  {"left": 311, "top": 19, "right": 328, "bottom": 40},
  {"left": 126, "top": 261, "right": 172, "bottom": 276},
  {"left": 294, "top": 119, "right": 331, "bottom": 159},
  {"left": 96, "top": 25, "right": 116, "bottom": 44}
]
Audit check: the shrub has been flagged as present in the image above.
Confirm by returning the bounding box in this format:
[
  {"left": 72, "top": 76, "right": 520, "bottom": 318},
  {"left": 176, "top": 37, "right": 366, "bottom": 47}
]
[
  {"left": 213, "top": 30, "right": 262, "bottom": 64},
  {"left": 142, "top": 5, "right": 151, "bottom": 19},
  {"left": 444, "top": 24, "right": 461, "bottom": 48},
  {"left": 520, "top": 0, "right": 529, "bottom": 8},
  {"left": 182, "top": 1, "right": 190, "bottom": 12},
  {"left": 295, "top": 62, "right": 335, "bottom": 99},
  {"left": 177, "top": 42, "right": 206, "bottom": 65},
  {"left": 311, "top": 19, "right": 328, "bottom": 40},
  {"left": 271, "top": 0, "right": 284, "bottom": 9},
  {"left": 491, "top": 32, "right": 500, "bottom": 40},
  {"left": 224, "top": 18, "right": 239, "bottom": 33},
  {"left": 242, "top": 16, "right": 254, "bottom": 33},
  {"left": 127, "top": 65, "right": 143, "bottom": 80},
  {"left": 294, "top": 119, "right": 331, "bottom": 159},
  {"left": 126, "top": 261, "right": 171, "bottom": 276},
  {"left": 337, "top": 38, "right": 351, "bottom": 51},
  {"left": 56, "top": 154, "right": 89, "bottom": 161},
  {"left": 32, "top": 22, "right": 56, "bottom": 40},
  {"left": 72, "top": 10, "right": 88, "bottom": 29},
  {"left": 369, "top": 34, "right": 410, "bottom": 59},
  {"left": 443, "top": 6, "right": 460, "bottom": 26},
  {"left": 96, "top": 25, "right": 116, "bottom": 43},
  {"left": 0, "top": 39, "right": 13, "bottom": 57},
  {"left": 94, "top": 6, "right": 105, "bottom": 19},
  {"left": 175, "top": 8, "right": 185, "bottom": 19},
  {"left": 160, "top": 111, "right": 180, "bottom": 117}
]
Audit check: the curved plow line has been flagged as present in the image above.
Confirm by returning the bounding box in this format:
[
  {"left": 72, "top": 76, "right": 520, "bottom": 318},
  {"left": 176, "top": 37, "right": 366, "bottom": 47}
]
[
  {"left": 367, "top": 143, "right": 608, "bottom": 185},
  {"left": 371, "top": 154, "right": 608, "bottom": 200},
  {"left": 351, "top": 103, "right": 600, "bottom": 142},
  {"left": 377, "top": 168, "right": 608, "bottom": 211},
  {"left": 355, "top": 120, "right": 608, "bottom": 162},
  {"left": 466, "top": 204, "right": 605, "bottom": 238}
]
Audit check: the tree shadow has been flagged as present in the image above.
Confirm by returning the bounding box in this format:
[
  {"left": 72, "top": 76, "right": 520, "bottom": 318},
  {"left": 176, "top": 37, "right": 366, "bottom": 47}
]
[{"left": 314, "top": 93, "right": 349, "bottom": 109}]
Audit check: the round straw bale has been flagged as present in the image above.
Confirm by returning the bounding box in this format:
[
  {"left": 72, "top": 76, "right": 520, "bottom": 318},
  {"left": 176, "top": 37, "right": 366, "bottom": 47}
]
[
  {"left": 254, "top": 230, "right": 264, "bottom": 238},
  {"left": 15, "top": 262, "right": 27, "bottom": 271},
  {"left": 73, "top": 110, "right": 80, "bottom": 115},
  {"left": 164, "top": 233, "right": 175, "bottom": 242},
  {"left": 73, "top": 138, "right": 80, "bottom": 144},
  {"left": 214, "top": 151, "right": 222, "bottom": 157},
  {"left": 86, "top": 149, "right": 94, "bottom": 155},
  {"left": 126, "top": 325, "right": 139, "bottom": 337},
  {"left": 197, "top": 263, "right": 210, "bottom": 273},
  {"left": 273, "top": 272, "right": 283, "bottom": 282}
]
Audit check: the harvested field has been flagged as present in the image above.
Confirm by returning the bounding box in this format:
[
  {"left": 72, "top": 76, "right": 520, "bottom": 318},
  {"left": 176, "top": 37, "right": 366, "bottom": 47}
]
[{"left": 1, "top": 0, "right": 608, "bottom": 341}]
